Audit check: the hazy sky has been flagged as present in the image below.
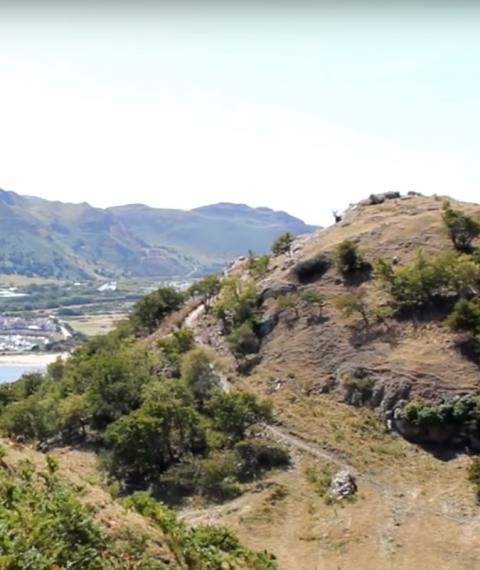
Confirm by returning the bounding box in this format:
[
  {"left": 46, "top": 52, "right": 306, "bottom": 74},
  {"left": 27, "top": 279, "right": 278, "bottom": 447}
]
[{"left": 1, "top": 3, "right": 479, "bottom": 225}]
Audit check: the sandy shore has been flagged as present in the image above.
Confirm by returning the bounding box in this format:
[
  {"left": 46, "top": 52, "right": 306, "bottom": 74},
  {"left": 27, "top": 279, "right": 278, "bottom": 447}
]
[{"left": 0, "top": 352, "right": 68, "bottom": 366}]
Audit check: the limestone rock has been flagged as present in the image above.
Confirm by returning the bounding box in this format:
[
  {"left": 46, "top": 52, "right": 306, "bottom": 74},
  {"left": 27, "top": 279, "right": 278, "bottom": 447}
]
[{"left": 329, "top": 470, "right": 357, "bottom": 499}]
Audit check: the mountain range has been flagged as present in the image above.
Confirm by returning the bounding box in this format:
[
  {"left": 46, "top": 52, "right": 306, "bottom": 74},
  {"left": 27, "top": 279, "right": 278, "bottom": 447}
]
[{"left": 0, "top": 188, "right": 317, "bottom": 280}]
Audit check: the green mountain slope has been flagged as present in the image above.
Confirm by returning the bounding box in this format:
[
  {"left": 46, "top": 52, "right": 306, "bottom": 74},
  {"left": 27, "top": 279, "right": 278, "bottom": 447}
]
[{"left": 0, "top": 189, "right": 317, "bottom": 279}]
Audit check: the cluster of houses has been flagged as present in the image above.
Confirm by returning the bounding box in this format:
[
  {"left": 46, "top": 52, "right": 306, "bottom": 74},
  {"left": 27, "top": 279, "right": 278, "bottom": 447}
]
[{"left": 0, "top": 316, "right": 71, "bottom": 352}]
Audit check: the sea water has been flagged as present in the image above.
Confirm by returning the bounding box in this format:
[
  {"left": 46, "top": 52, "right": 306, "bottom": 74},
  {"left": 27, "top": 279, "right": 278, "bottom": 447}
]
[{"left": 0, "top": 364, "right": 46, "bottom": 384}]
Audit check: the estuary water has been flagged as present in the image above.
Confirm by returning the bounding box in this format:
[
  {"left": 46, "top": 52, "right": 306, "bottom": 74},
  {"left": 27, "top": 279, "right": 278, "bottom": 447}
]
[{"left": 0, "top": 353, "right": 66, "bottom": 384}]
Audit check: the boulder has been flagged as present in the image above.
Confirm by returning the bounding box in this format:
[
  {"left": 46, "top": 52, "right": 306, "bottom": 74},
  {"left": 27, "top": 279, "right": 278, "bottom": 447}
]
[
  {"left": 260, "top": 280, "right": 297, "bottom": 302},
  {"left": 359, "top": 192, "right": 401, "bottom": 207},
  {"left": 329, "top": 470, "right": 357, "bottom": 500}
]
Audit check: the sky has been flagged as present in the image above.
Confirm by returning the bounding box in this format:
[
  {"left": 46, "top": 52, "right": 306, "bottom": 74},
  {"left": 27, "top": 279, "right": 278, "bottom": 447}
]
[{"left": 1, "top": 2, "right": 480, "bottom": 226}]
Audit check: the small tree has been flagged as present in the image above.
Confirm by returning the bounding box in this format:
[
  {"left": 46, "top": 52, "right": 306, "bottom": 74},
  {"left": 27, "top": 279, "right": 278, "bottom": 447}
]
[
  {"left": 188, "top": 275, "right": 221, "bottom": 311},
  {"left": 130, "top": 286, "right": 185, "bottom": 333},
  {"left": 446, "top": 299, "right": 480, "bottom": 337},
  {"left": 206, "top": 391, "right": 272, "bottom": 441},
  {"left": 181, "top": 347, "right": 220, "bottom": 405},
  {"left": 299, "top": 287, "right": 325, "bottom": 317},
  {"left": 213, "top": 276, "right": 259, "bottom": 330},
  {"left": 271, "top": 232, "right": 293, "bottom": 255},
  {"left": 226, "top": 322, "right": 260, "bottom": 356},
  {"left": 442, "top": 201, "right": 480, "bottom": 252},
  {"left": 334, "top": 288, "right": 371, "bottom": 328},
  {"left": 334, "top": 239, "right": 368, "bottom": 276},
  {"left": 247, "top": 254, "right": 270, "bottom": 278}
]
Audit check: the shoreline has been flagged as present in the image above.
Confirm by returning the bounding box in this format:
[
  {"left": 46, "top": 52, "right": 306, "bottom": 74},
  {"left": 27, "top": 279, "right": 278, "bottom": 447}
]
[{"left": 0, "top": 352, "right": 68, "bottom": 366}]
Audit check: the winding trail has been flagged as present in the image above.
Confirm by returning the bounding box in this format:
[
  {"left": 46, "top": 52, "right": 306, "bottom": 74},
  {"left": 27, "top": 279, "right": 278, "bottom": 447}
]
[{"left": 181, "top": 302, "right": 480, "bottom": 528}]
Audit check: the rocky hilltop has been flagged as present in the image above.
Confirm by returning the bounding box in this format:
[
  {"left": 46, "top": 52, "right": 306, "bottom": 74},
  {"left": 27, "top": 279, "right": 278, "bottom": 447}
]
[{"left": 173, "top": 192, "right": 480, "bottom": 569}]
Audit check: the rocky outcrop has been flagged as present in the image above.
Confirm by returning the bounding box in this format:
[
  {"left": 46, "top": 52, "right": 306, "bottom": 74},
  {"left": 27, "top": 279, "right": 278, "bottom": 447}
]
[
  {"left": 260, "top": 280, "right": 297, "bottom": 302},
  {"left": 329, "top": 470, "right": 357, "bottom": 500},
  {"left": 358, "top": 191, "right": 401, "bottom": 207}
]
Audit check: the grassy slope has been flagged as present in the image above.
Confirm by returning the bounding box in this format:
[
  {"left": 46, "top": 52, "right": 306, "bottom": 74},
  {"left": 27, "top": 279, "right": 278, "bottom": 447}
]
[{"left": 176, "top": 194, "right": 480, "bottom": 569}]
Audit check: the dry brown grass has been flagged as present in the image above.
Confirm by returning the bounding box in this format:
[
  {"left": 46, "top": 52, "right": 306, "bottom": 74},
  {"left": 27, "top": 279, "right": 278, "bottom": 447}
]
[{"left": 179, "top": 194, "right": 480, "bottom": 569}]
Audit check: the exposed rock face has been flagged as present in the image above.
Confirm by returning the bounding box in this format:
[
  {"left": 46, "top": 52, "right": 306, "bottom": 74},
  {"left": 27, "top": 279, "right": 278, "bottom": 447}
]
[
  {"left": 260, "top": 280, "right": 297, "bottom": 302},
  {"left": 256, "top": 311, "right": 279, "bottom": 338},
  {"left": 335, "top": 364, "right": 412, "bottom": 411},
  {"left": 358, "top": 191, "right": 401, "bottom": 206},
  {"left": 329, "top": 470, "right": 357, "bottom": 500}
]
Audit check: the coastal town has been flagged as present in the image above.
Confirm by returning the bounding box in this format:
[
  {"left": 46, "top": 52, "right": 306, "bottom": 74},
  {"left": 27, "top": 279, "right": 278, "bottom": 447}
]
[{"left": 0, "top": 315, "right": 73, "bottom": 353}]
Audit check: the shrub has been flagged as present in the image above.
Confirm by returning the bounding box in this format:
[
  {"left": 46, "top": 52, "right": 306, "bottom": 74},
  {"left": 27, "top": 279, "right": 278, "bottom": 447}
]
[
  {"left": 271, "top": 232, "right": 293, "bottom": 255},
  {"left": 161, "top": 453, "right": 241, "bottom": 502},
  {"left": 0, "top": 394, "right": 61, "bottom": 441},
  {"left": 234, "top": 440, "right": 290, "bottom": 481},
  {"left": 181, "top": 347, "right": 221, "bottom": 405},
  {"left": 247, "top": 253, "right": 270, "bottom": 278},
  {"left": 375, "top": 250, "right": 454, "bottom": 309},
  {"left": 299, "top": 287, "right": 325, "bottom": 309},
  {"left": 105, "top": 385, "right": 205, "bottom": 480},
  {"left": 227, "top": 322, "right": 260, "bottom": 356},
  {"left": 188, "top": 274, "right": 221, "bottom": 310},
  {"left": 213, "top": 276, "right": 259, "bottom": 330},
  {"left": 206, "top": 391, "right": 272, "bottom": 441},
  {"left": 86, "top": 348, "right": 152, "bottom": 429},
  {"left": 400, "top": 395, "right": 480, "bottom": 432},
  {"left": 125, "top": 491, "right": 278, "bottom": 569},
  {"left": 130, "top": 286, "right": 185, "bottom": 333},
  {"left": 0, "top": 463, "right": 108, "bottom": 568},
  {"left": 446, "top": 299, "right": 480, "bottom": 337},
  {"left": 157, "top": 328, "right": 195, "bottom": 376},
  {"left": 305, "top": 463, "right": 332, "bottom": 499},
  {"left": 442, "top": 201, "right": 480, "bottom": 252},
  {"left": 334, "top": 288, "right": 371, "bottom": 328},
  {"left": 334, "top": 239, "right": 368, "bottom": 275}
]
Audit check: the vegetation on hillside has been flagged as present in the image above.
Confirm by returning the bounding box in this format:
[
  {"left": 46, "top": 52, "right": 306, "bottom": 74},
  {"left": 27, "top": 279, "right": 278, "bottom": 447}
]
[
  {"left": 0, "top": 286, "right": 286, "bottom": 507},
  {"left": 0, "top": 448, "right": 277, "bottom": 569}
]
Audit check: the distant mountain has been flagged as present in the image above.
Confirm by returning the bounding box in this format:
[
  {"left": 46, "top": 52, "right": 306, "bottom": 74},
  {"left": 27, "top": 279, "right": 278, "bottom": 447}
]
[{"left": 0, "top": 189, "right": 317, "bottom": 279}]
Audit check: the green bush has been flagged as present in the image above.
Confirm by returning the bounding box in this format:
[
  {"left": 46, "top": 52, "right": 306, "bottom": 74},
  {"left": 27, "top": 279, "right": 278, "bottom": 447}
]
[
  {"left": 181, "top": 346, "right": 221, "bottom": 405},
  {"left": 375, "top": 250, "right": 456, "bottom": 309},
  {"left": 446, "top": 298, "right": 480, "bottom": 336},
  {"left": 206, "top": 391, "right": 272, "bottom": 441},
  {"left": 188, "top": 274, "right": 221, "bottom": 310},
  {"left": 234, "top": 440, "right": 290, "bottom": 482},
  {"left": 130, "top": 286, "right": 185, "bottom": 333},
  {"left": 161, "top": 453, "right": 241, "bottom": 502},
  {"left": 271, "top": 232, "right": 293, "bottom": 255},
  {"left": 86, "top": 348, "right": 152, "bottom": 429},
  {"left": 105, "top": 381, "right": 205, "bottom": 480},
  {"left": 247, "top": 253, "right": 270, "bottom": 278},
  {"left": 400, "top": 395, "right": 480, "bottom": 432},
  {"left": 0, "top": 394, "right": 61, "bottom": 441},
  {"left": 334, "top": 239, "right": 368, "bottom": 276},
  {"left": 442, "top": 201, "right": 480, "bottom": 252},
  {"left": 213, "top": 276, "right": 259, "bottom": 330},
  {"left": 125, "top": 491, "right": 278, "bottom": 569},
  {"left": 157, "top": 328, "right": 195, "bottom": 376},
  {"left": 227, "top": 322, "right": 260, "bottom": 356},
  {"left": 334, "top": 288, "right": 371, "bottom": 328},
  {"left": 0, "top": 458, "right": 170, "bottom": 569}
]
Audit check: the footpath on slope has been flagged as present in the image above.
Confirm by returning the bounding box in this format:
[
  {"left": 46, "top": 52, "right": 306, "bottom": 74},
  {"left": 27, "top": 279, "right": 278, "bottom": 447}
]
[{"left": 181, "top": 302, "right": 480, "bottom": 527}]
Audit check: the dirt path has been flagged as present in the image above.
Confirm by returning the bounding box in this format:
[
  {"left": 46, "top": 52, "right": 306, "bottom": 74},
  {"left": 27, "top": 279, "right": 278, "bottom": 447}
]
[{"left": 181, "top": 303, "right": 480, "bottom": 531}]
